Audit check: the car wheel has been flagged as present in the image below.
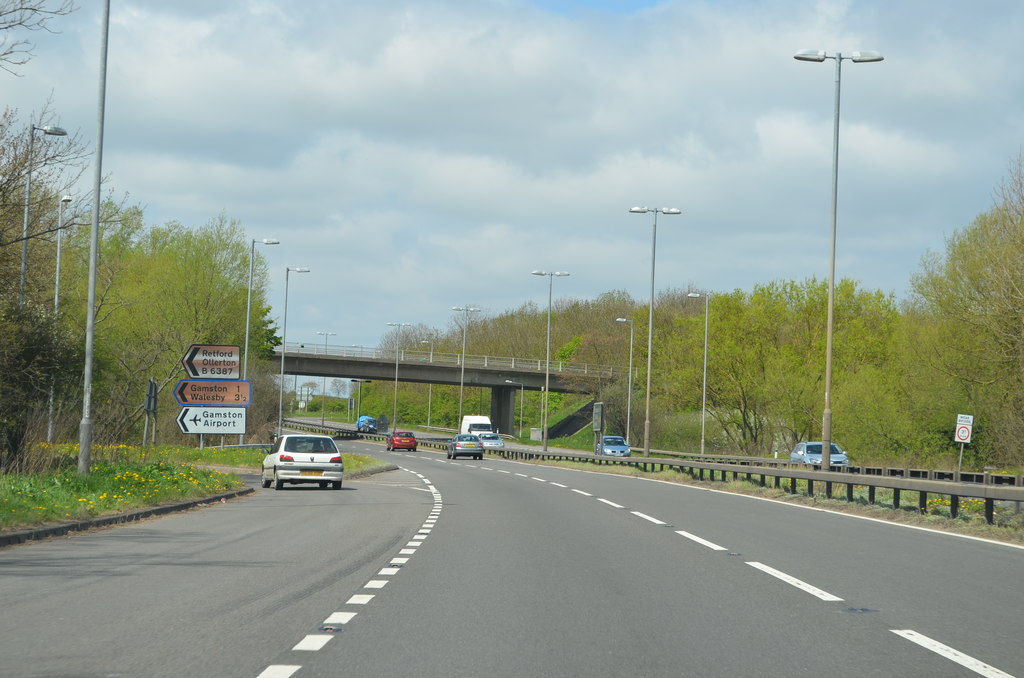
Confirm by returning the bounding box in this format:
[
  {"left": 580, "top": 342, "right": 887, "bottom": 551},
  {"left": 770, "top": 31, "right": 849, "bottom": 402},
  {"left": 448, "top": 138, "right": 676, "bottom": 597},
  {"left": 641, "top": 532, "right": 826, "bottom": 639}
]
[
  {"left": 412, "top": 446, "right": 417, "bottom": 452},
  {"left": 261, "top": 472, "right": 271, "bottom": 489},
  {"left": 319, "top": 481, "right": 328, "bottom": 488},
  {"left": 273, "top": 470, "right": 284, "bottom": 491},
  {"left": 332, "top": 481, "right": 342, "bottom": 490}
]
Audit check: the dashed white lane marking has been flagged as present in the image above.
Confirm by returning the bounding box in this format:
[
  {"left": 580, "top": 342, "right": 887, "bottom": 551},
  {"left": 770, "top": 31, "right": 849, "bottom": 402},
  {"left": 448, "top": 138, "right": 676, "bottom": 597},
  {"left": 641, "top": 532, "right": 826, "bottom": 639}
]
[
  {"left": 531, "top": 477, "right": 547, "bottom": 482},
  {"left": 378, "top": 567, "right": 401, "bottom": 575},
  {"left": 257, "top": 666, "right": 301, "bottom": 678},
  {"left": 293, "top": 635, "right": 333, "bottom": 651},
  {"left": 365, "top": 580, "right": 388, "bottom": 589},
  {"left": 572, "top": 489, "right": 593, "bottom": 496},
  {"left": 746, "top": 561, "right": 843, "bottom": 602},
  {"left": 347, "top": 594, "right": 374, "bottom": 605},
  {"left": 891, "top": 630, "right": 1014, "bottom": 677},
  {"left": 550, "top": 482, "right": 568, "bottom": 488},
  {"left": 597, "top": 498, "right": 625, "bottom": 509},
  {"left": 675, "top": 530, "right": 728, "bottom": 551},
  {"left": 498, "top": 469, "right": 511, "bottom": 474},
  {"left": 515, "top": 473, "right": 528, "bottom": 477},
  {"left": 400, "top": 548, "right": 416, "bottom": 555},
  {"left": 631, "top": 511, "right": 666, "bottom": 525},
  {"left": 324, "top": 611, "right": 357, "bottom": 625},
  {"left": 390, "top": 557, "right": 410, "bottom": 565}
]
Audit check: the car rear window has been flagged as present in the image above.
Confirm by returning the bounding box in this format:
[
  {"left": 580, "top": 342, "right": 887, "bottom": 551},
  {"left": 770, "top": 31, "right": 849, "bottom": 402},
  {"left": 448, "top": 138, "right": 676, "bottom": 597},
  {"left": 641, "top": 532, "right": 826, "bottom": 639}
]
[{"left": 284, "top": 436, "right": 337, "bottom": 453}]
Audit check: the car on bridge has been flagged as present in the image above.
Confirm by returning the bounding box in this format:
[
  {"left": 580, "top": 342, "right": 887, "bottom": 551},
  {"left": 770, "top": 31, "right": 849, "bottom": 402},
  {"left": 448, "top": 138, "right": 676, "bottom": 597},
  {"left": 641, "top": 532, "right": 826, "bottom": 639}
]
[
  {"left": 387, "top": 431, "right": 418, "bottom": 451},
  {"left": 261, "top": 434, "right": 344, "bottom": 490},
  {"left": 356, "top": 415, "right": 377, "bottom": 433},
  {"left": 448, "top": 434, "right": 484, "bottom": 460}
]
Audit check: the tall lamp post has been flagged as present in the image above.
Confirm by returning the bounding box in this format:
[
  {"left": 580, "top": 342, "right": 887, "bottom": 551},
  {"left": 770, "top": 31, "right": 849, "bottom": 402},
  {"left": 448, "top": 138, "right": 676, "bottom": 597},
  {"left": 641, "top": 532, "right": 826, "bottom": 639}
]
[
  {"left": 452, "top": 305, "right": 480, "bottom": 425},
  {"left": 46, "top": 194, "right": 74, "bottom": 444},
  {"left": 531, "top": 270, "right": 569, "bottom": 452},
  {"left": 628, "top": 206, "right": 681, "bottom": 456},
  {"left": 794, "top": 48, "right": 883, "bottom": 467},
  {"left": 421, "top": 339, "right": 434, "bottom": 427},
  {"left": 277, "top": 266, "right": 310, "bottom": 437},
  {"left": 504, "top": 379, "right": 524, "bottom": 439},
  {"left": 687, "top": 292, "right": 710, "bottom": 455},
  {"left": 21, "top": 123, "right": 68, "bottom": 308},
  {"left": 241, "top": 237, "right": 279, "bottom": 442},
  {"left": 316, "top": 330, "right": 336, "bottom": 427},
  {"left": 614, "top": 317, "right": 635, "bottom": 444},
  {"left": 387, "top": 322, "right": 411, "bottom": 429}
]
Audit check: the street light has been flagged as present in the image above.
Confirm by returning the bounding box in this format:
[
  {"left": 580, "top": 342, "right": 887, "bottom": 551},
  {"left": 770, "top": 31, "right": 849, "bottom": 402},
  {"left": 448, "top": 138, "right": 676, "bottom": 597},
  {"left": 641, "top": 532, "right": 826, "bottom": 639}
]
[
  {"left": 387, "top": 322, "right": 411, "bottom": 429},
  {"left": 21, "top": 123, "right": 68, "bottom": 307},
  {"left": 421, "top": 339, "right": 434, "bottom": 427},
  {"left": 794, "top": 48, "right": 883, "bottom": 467},
  {"left": 629, "top": 206, "right": 681, "bottom": 456},
  {"left": 241, "top": 237, "right": 279, "bottom": 442},
  {"left": 277, "top": 266, "right": 310, "bottom": 437},
  {"left": 47, "top": 194, "right": 73, "bottom": 444},
  {"left": 452, "top": 305, "right": 481, "bottom": 425},
  {"left": 531, "top": 270, "right": 569, "bottom": 452},
  {"left": 316, "top": 330, "right": 336, "bottom": 427},
  {"left": 504, "top": 379, "right": 524, "bottom": 440},
  {"left": 615, "top": 317, "right": 635, "bottom": 444},
  {"left": 687, "top": 292, "right": 710, "bottom": 455}
]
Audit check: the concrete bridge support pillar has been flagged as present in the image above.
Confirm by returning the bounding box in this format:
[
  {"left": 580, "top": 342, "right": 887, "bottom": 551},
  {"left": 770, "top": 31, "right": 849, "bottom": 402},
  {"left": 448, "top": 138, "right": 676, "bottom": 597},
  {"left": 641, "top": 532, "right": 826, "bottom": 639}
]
[{"left": 491, "top": 386, "right": 517, "bottom": 437}]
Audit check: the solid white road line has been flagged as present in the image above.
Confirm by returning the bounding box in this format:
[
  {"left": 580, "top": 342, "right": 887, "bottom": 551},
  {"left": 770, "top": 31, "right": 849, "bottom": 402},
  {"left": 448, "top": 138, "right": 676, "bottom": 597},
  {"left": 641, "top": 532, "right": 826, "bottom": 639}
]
[
  {"left": 891, "top": 630, "right": 1014, "bottom": 678},
  {"left": 293, "top": 635, "right": 333, "bottom": 651},
  {"left": 675, "top": 530, "right": 728, "bottom": 551},
  {"left": 746, "top": 561, "right": 843, "bottom": 602}
]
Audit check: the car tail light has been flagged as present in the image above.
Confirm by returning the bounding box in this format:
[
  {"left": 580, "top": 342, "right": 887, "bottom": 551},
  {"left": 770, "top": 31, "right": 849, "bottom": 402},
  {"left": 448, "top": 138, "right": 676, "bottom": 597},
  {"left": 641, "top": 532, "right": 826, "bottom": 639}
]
[
  {"left": 279, "top": 454, "right": 294, "bottom": 461},
  {"left": 330, "top": 456, "right": 342, "bottom": 463}
]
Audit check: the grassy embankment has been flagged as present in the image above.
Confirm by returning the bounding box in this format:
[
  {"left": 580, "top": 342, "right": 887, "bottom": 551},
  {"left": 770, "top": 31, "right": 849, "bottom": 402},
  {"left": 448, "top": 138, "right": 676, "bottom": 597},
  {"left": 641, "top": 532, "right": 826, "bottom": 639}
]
[{"left": 0, "top": 443, "right": 392, "bottom": 532}]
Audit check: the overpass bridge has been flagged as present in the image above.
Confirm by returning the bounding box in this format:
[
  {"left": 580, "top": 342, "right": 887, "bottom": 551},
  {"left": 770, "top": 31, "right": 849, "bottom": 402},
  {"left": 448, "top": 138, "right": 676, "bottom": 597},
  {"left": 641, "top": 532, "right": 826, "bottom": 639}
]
[{"left": 276, "top": 343, "right": 622, "bottom": 435}]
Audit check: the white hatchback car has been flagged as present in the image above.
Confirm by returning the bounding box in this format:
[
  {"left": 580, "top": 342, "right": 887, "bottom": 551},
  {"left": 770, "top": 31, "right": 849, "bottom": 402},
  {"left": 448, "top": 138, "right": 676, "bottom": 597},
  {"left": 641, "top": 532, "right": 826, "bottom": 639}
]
[{"left": 262, "top": 434, "right": 344, "bottom": 490}]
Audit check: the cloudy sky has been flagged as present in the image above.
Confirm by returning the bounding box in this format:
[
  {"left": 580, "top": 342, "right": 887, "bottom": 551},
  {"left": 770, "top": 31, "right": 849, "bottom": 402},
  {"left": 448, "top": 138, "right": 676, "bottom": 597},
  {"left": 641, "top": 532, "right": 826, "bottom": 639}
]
[{"left": 6, "top": 0, "right": 1024, "bottom": 352}]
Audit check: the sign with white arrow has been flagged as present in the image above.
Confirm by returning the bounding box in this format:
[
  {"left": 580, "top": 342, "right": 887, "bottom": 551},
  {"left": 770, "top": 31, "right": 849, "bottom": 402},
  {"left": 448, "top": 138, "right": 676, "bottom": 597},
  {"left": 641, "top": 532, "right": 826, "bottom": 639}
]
[
  {"left": 175, "top": 379, "right": 251, "bottom": 406},
  {"left": 181, "top": 344, "right": 241, "bottom": 379},
  {"left": 177, "top": 407, "right": 247, "bottom": 434}
]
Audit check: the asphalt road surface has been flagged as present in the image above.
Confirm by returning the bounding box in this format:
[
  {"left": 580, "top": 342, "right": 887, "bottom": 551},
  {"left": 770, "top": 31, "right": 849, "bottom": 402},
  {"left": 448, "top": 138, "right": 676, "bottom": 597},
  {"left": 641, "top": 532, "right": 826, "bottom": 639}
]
[{"left": 1, "top": 438, "right": 1021, "bottom": 678}]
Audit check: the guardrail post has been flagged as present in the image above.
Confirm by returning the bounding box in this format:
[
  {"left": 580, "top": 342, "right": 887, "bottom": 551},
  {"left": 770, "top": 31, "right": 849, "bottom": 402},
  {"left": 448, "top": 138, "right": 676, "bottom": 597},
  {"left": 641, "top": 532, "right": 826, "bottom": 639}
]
[
  {"left": 868, "top": 485, "right": 876, "bottom": 505},
  {"left": 918, "top": 491, "right": 927, "bottom": 514},
  {"left": 985, "top": 499, "right": 995, "bottom": 524},
  {"left": 950, "top": 495, "right": 959, "bottom": 519},
  {"left": 846, "top": 483, "right": 854, "bottom": 502},
  {"left": 807, "top": 479, "right": 814, "bottom": 497},
  {"left": 893, "top": 488, "right": 901, "bottom": 509},
  {"left": 825, "top": 481, "right": 833, "bottom": 499}
]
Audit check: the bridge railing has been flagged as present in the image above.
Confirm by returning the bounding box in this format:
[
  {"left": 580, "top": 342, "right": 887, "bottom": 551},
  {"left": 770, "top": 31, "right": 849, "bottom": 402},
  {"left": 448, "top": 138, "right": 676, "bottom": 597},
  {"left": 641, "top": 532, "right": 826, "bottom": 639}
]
[{"left": 278, "top": 342, "right": 622, "bottom": 378}]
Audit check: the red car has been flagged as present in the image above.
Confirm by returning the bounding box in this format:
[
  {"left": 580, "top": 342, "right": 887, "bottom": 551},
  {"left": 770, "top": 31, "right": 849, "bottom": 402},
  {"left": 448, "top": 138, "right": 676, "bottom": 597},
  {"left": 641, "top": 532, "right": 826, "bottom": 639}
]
[{"left": 387, "top": 431, "right": 418, "bottom": 451}]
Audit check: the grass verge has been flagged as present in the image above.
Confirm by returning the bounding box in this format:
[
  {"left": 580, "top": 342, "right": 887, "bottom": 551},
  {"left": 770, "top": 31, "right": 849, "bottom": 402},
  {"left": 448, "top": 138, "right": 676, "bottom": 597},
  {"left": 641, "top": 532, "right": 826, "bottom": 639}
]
[{"left": 0, "top": 443, "right": 393, "bottom": 532}]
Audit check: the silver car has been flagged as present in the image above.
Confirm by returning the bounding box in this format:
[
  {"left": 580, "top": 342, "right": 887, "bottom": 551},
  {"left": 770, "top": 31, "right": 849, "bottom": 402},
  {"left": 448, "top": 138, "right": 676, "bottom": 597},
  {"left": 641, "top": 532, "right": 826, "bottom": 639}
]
[
  {"left": 262, "top": 434, "right": 344, "bottom": 490},
  {"left": 789, "top": 441, "right": 850, "bottom": 466},
  {"left": 448, "top": 434, "right": 484, "bottom": 460},
  {"left": 477, "top": 432, "right": 505, "bottom": 451},
  {"left": 598, "top": 435, "right": 631, "bottom": 457}
]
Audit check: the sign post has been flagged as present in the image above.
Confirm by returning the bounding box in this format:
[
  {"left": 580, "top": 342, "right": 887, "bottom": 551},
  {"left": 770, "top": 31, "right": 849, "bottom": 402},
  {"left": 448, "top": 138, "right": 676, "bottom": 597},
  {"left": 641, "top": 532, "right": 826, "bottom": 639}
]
[
  {"left": 178, "top": 344, "right": 248, "bottom": 438},
  {"left": 955, "top": 413, "right": 974, "bottom": 472}
]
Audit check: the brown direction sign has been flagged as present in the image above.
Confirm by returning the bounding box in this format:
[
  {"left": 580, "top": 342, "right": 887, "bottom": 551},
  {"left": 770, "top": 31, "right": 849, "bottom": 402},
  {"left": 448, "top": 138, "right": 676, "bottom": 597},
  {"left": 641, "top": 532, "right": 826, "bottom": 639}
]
[
  {"left": 175, "top": 379, "right": 251, "bottom": 407},
  {"left": 181, "top": 344, "right": 241, "bottom": 379}
]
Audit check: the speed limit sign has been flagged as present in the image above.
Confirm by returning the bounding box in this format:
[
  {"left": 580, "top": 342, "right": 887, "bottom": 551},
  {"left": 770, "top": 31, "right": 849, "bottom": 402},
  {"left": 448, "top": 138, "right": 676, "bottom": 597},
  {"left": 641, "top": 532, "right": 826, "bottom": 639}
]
[{"left": 954, "top": 414, "right": 973, "bottom": 443}]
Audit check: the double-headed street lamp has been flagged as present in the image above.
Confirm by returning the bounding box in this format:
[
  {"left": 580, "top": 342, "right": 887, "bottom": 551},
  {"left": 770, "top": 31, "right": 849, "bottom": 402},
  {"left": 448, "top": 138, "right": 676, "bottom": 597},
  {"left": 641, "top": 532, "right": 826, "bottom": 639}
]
[
  {"left": 241, "top": 237, "right": 279, "bottom": 442},
  {"left": 504, "top": 379, "right": 524, "bottom": 439},
  {"left": 794, "top": 48, "right": 883, "bottom": 467},
  {"left": 531, "top": 270, "right": 569, "bottom": 452},
  {"left": 629, "top": 206, "right": 681, "bottom": 456},
  {"left": 21, "top": 123, "right": 68, "bottom": 307},
  {"left": 614, "top": 317, "right": 635, "bottom": 444},
  {"left": 687, "top": 292, "right": 710, "bottom": 455},
  {"left": 387, "top": 322, "right": 411, "bottom": 429},
  {"left": 316, "top": 330, "right": 336, "bottom": 427},
  {"left": 277, "top": 266, "right": 310, "bottom": 437},
  {"left": 452, "top": 305, "right": 480, "bottom": 424}
]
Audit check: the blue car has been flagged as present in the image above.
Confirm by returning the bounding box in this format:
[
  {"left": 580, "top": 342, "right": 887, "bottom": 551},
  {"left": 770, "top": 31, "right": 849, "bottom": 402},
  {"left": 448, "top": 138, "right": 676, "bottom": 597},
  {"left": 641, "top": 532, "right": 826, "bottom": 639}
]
[
  {"left": 598, "top": 435, "right": 631, "bottom": 457},
  {"left": 356, "top": 415, "right": 377, "bottom": 433}
]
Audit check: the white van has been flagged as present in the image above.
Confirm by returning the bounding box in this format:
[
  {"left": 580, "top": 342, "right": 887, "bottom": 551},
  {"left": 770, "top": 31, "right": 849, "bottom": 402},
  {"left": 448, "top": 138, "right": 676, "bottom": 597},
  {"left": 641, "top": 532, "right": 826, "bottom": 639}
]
[{"left": 460, "top": 415, "right": 493, "bottom": 436}]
